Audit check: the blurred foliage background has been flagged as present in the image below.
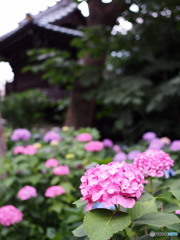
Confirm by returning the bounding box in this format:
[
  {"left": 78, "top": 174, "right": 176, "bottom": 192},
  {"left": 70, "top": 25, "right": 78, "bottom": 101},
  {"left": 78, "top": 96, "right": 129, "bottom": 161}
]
[{"left": 1, "top": 0, "right": 180, "bottom": 143}]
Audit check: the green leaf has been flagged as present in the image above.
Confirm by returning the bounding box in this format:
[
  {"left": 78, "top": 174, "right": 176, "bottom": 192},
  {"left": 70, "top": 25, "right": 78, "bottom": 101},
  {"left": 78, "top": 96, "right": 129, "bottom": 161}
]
[
  {"left": 170, "top": 188, "right": 180, "bottom": 200},
  {"left": 49, "top": 202, "right": 63, "bottom": 214},
  {"left": 73, "top": 198, "right": 87, "bottom": 208},
  {"left": 137, "top": 235, "right": 152, "bottom": 240},
  {"left": 133, "top": 212, "right": 180, "bottom": 227},
  {"left": 166, "top": 223, "right": 180, "bottom": 232},
  {"left": 46, "top": 227, "right": 56, "bottom": 239},
  {"left": 83, "top": 209, "right": 131, "bottom": 240},
  {"left": 60, "top": 182, "right": 75, "bottom": 194},
  {"left": 163, "top": 204, "right": 180, "bottom": 213},
  {"left": 72, "top": 224, "right": 87, "bottom": 237},
  {"left": 128, "top": 193, "right": 157, "bottom": 220},
  {"left": 27, "top": 174, "right": 42, "bottom": 185}
]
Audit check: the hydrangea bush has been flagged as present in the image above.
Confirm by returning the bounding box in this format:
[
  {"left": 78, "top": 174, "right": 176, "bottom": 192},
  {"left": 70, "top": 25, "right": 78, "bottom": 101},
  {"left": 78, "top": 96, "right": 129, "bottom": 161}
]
[{"left": 0, "top": 127, "right": 179, "bottom": 240}]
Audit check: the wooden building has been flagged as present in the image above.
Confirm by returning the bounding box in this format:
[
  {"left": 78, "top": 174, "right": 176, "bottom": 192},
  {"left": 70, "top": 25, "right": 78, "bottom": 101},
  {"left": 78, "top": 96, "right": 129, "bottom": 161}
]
[{"left": 0, "top": 0, "right": 85, "bottom": 100}]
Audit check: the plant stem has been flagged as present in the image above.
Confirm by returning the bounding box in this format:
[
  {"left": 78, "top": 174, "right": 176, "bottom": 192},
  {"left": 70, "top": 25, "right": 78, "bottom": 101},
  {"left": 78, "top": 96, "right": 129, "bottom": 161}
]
[
  {"left": 115, "top": 204, "right": 120, "bottom": 212},
  {"left": 123, "top": 229, "right": 130, "bottom": 240},
  {"left": 149, "top": 177, "right": 153, "bottom": 193}
]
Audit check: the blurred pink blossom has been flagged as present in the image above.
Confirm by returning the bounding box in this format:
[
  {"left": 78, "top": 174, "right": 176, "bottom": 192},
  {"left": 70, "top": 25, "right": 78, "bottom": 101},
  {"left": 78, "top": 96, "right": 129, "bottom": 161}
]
[
  {"left": 45, "top": 158, "right": 59, "bottom": 168},
  {"left": 134, "top": 149, "right": 174, "bottom": 177},
  {"left": 169, "top": 140, "right": 180, "bottom": 151},
  {"left": 24, "top": 145, "right": 37, "bottom": 155},
  {"left": 113, "top": 152, "right": 127, "bottom": 162},
  {"left": 175, "top": 210, "right": 180, "bottom": 215},
  {"left": 148, "top": 138, "right": 165, "bottom": 150},
  {"left": 102, "top": 139, "right": 113, "bottom": 148},
  {"left": 127, "top": 150, "right": 141, "bottom": 160},
  {"left": 13, "top": 146, "right": 26, "bottom": 154},
  {"left": 0, "top": 205, "right": 23, "bottom": 226},
  {"left": 13, "top": 145, "right": 37, "bottom": 155},
  {"left": 43, "top": 131, "right": 61, "bottom": 142},
  {"left": 112, "top": 145, "right": 121, "bottom": 153},
  {"left": 52, "top": 166, "right": 70, "bottom": 175},
  {"left": 85, "top": 141, "right": 104, "bottom": 152},
  {"left": 17, "top": 185, "right": 37, "bottom": 200},
  {"left": 160, "top": 137, "right": 171, "bottom": 145},
  {"left": 142, "top": 131, "right": 157, "bottom": 141},
  {"left": 76, "top": 133, "right": 93, "bottom": 142},
  {"left": 44, "top": 185, "right": 65, "bottom": 198},
  {"left": 11, "top": 128, "right": 31, "bottom": 141}
]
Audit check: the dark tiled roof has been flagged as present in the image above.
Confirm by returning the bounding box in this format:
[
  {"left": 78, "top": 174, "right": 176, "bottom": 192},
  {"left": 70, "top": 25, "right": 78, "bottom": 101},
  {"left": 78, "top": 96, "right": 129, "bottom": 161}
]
[
  {"left": 37, "top": 23, "right": 83, "bottom": 36},
  {"left": 0, "top": 0, "right": 83, "bottom": 43},
  {"left": 34, "top": 0, "right": 77, "bottom": 25}
]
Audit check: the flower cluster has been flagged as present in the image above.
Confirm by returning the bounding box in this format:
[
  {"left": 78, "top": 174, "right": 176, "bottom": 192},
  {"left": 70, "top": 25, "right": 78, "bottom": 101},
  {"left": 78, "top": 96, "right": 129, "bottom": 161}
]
[
  {"left": 134, "top": 149, "right": 174, "bottom": 177},
  {"left": 76, "top": 133, "right": 92, "bottom": 142},
  {"left": 52, "top": 166, "right": 70, "bottom": 175},
  {"left": 80, "top": 161, "right": 145, "bottom": 210},
  {"left": 17, "top": 185, "right": 37, "bottom": 200},
  {"left": 127, "top": 150, "right": 141, "bottom": 160},
  {"left": 113, "top": 145, "right": 121, "bottom": 153},
  {"left": 45, "top": 158, "right": 59, "bottom": 168},
  {"left": 13, "top": 145, "right": 37, "bottom": 155},
  {"left": 169, "top": 140, "right": 180, "bottom": 151},
  {"left": 0, "top": 205, "right": 23, "bottom": 226},
  {"left": 142, "top": 131, "right": 156, "bottom": 141},
  {"left": 148, "top": 138, "right": 165, "bottom": 150},
  {"left": 44, "top": 186, "right": 65, "bottom": 198},
  {"left": 85, "top": 141, "right": 104, "bottom": 152},
  {"left": 11, "top": 128, "right": 31, "bottom": 141},
  {"left": 43, "top": 131, "right": 61, "bottom": 142},
  {"left": 113, "top": 152, "right": 127, "bottom": 162},
  {"left": 103, "top": 139, "right": 113, "bottom": 148}
]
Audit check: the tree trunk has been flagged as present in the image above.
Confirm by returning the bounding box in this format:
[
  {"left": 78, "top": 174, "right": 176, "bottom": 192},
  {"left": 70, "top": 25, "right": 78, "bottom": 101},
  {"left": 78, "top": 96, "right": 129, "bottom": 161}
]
[
  {"left": 64, "top": 0, "right": 125, "bottom": 128},
  {"left": 0, "top": 117, "right": 6, "bottom": 157},
  {"left": 65, "top": 80, "right": 96, "bottom": 128}
]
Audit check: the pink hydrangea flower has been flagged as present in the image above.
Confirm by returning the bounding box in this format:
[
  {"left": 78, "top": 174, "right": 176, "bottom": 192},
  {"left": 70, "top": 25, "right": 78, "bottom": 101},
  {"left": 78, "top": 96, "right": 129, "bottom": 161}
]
[
  {"left": 113, "top": 152, "right": 127, "bottom": 162},
  {"left": 160, "top": 137, "right": 171, "bottom": 145},
  {"left": 148, "top": 138, "right": 165, "bottom": 150},
  {"left": 0, "top": 205, "right": 23, "bottom": 226},
  {"left": 76, "top": 133, "right": 93, "bottom": 142},
  {"left": 80, "top": 161, "right": 145, "bottom": 211},
  {"left": 175, "top": 210, "right": 180, "bottom": 215},
  {"left": 85, "top": 141, "right": 104, "bottom": 152},
  {"left": 44, "top": 185, "right": 65, "bottom": 198},
  {"left": 13, "top": 145, "right": 37, "bottom": 155},
  {"left": 134, "top": 149, "right": 174, "bottom": 177},
  {"left": 142, "top": 132, "right": 157, "bottom": 141},
  {"left": 43, "top": 131, "right": 61, "bottom": 142},
  {"left": 169, "top": 140, "right": 180, "bottom": 151},
  {"left": 103, "top": 139, "right": 113, "bottom": 148},
  {"left": 24, "top": 145, "right": 37, "bottom": 155},
  {"left": 13, "top": 146, "right": 26, "bottom": 154},
  {"left": 112, "top": 145, "right": 121, "bottom": 153},
  {"left": 52, "top": 166, "right": 70, "bottom": 175},
  {"left": 127, "top": 150, "right": 141, "bottom": 160},
  {"left": 45, "top": 158, "right": 59, "bottom": 168},
  {"left": 11, "top": 128, "right": 31, "bottom": 141},
  {"left": 17, "top": 185, "right": 37, "bottom": 200}
]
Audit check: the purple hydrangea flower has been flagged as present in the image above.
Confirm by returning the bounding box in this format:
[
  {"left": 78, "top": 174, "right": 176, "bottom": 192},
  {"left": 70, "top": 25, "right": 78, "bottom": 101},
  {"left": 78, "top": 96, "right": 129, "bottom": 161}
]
[
  {"left": 103, "top": 139, "right": 113, "bottom": 148},
  {"left": 169, "top": 140, "right": 180, "bottom": 151},
  {"left": 11, "top": 128, "right": 31, "bottom": 141},
  {"left": 112, "top": 145, "right": 121, "bottom": 153},
  {"left": 113, "top": 152, "right": 127, "bottom": 162},
  {"left": 43, "top": 131, "right": 61, "bottom": 142},
  {"left": 127, "top": 150, "right": 141, "bottom": 160},
  {"left": 148, "top": 138, "right": 165, "bottom": 150},
  {"left": 142, "top": 132, "right": 157, "bottom": 141},
  {"left": 164, "top": 168, "right": 176, "bottom": 179}
]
